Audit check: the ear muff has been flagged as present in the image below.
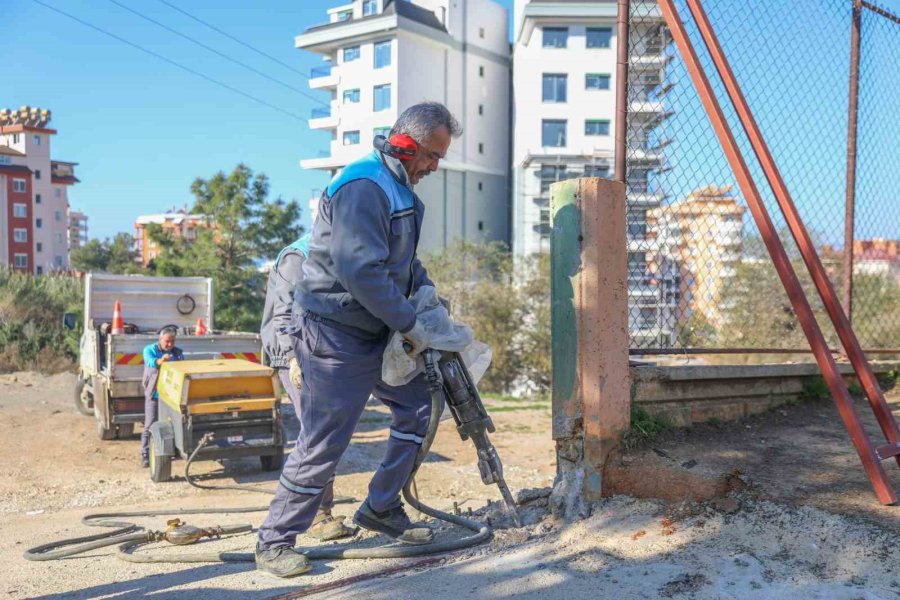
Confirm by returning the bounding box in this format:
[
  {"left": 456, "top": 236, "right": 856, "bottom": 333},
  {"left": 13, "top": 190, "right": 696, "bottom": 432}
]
[{"left": 374, "top": 134, "right": 418, "bottom": 161}]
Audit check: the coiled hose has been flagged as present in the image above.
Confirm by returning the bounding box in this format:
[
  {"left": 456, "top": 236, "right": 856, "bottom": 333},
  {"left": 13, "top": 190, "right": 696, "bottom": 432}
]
[{"left": 24, "top": 350, "right": 494, "bottom": 563}]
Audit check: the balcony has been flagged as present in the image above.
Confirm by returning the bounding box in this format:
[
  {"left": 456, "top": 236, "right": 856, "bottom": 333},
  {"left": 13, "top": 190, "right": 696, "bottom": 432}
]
[
  {"left": 309, "top": 104, "right": 339, "bottom": 130},
  {"left": 309, "top": 65, "right": 339, "bottom": 89}
]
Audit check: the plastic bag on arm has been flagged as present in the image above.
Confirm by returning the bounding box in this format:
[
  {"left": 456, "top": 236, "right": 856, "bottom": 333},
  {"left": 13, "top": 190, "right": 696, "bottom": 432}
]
[{"left": 382, "top": 285, "right": 493, "bottom": 387}]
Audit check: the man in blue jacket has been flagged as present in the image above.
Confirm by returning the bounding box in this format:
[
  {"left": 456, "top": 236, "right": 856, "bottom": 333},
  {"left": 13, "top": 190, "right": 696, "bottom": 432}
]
[
  {"left": 260, "top": 233, "right": 354, "bottom": 542},
  {"left": 255, "top": 102, "right": 460, "bottom": 577},
  {"left": 140, "top": 327, "right": 184, "bottom": 467}
]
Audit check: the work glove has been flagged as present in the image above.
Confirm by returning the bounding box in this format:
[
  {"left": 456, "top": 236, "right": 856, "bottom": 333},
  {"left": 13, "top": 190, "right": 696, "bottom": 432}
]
[
  {"left": 288, "top": 357, "right": 303, "bottom": 389},
  {"left": 401, "top": 320, "right": 431, "bottom": 357}
]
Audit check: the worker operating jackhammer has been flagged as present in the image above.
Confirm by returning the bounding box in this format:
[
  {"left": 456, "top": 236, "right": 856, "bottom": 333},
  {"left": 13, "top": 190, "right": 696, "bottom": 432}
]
[
  {"left": 260, "top": 232, "right": 355, "bottom": 543},
  {"left": 255, "top": 102, "right": 461, "bottom": 578}
]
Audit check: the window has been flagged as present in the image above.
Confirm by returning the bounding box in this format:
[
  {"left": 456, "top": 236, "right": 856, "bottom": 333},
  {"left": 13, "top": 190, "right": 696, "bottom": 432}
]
[
  {"left": 33, "top": 134, "right": 41, "bottom": 146},
  {"left": 13, "top": 228, "right": 27, "bottom": 243},
  {"left": 37, "top": 193, "right": 43, "bottom": 203},
  {"left": 36, "top": 266, "right": 43, "bottom": 275},
  {"left": 542, "top": 73, "right": 567, "bottom": 103},
  {"left": 343, "top": 46, "right": 360, "bottom": 62},
  {"left": 585, "top": 119, "right": 611, "bottom": 136},
  {"left": 12, "top": 134, "right": 20, "bottom": 144},
  {"left": 13, "top": 178, "right": 26, "bottom": 193},
  {"left": 373, "top": 126, "right": 391, "bottom": 138},
  {"left": 36, "top": 218, "right": 42, "bottom": 228},
  {"left": 55, "top": 233, "right": 64, "bottom": 243},
  {"left": 14, "top": 254, "right": 27, "bottom": 269},
  {"left": 479, "top": 27, "right": 485, "bottom": 39},
  {"left": 34, "top": 169, "right": 41, "bottom": 180},
  {"left": 478, "top": 221, "right": 484, "bottom": 231},
  {"left": 478, "top": 104, "right": 484, "bottom": 116},
  {"left": 543, "top": 27, "right": 568, "bottom": 48},
  {"left": 36, "top": 242, "right": 42, "bottom": 252},
  {"left": 13, "top": 203, "right": 26, "bottom": 218},
  {"left": 584, "top": 165, "right": 610, "bottom": 178},
  {"left": 336, "top": 9, "right": 351, "bottom": 21},
  {"left": 478, "top": 143, "right": 484, "bottom": 154},
  {"left": 373, "top": 84, "right": 391, "bottom": 111},
  {"left": 343, "top": 130, "right": 360, "bottom": 145},
  {"left": 363, "top": 0, "right": 377, "bottom": 16},
  {"left": 586, "top": 73, "right": 611, "bottom": 90},
  {"left": 539, "top": 165, "right": 567, "bottom": 193},
  {"left": 586, "top": 27, "right": 613, "bottom": 48},
  {"left": 542, "top": 120, "right": 567, "bottom": 147},
  {"left": 55, "top": 210, "right": 62, "bottom": 221},
  {"left": 478, "top": 181, "right": 483, "bottom": 191},
  {"left": 55, "top": 255, "right": 63, "bottom": 267},
  {"left": 343, "top": 88, "right": 360, "bottom": 104},
  {"left": 478, "top": 65, "right": 484, "bottom": 77},
  {"left": 374, "top": 40, "right": 391, "bottom": 68}
]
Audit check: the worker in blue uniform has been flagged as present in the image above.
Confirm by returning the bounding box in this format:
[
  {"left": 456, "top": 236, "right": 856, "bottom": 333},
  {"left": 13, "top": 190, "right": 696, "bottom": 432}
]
[{"left": 255, "top": 102, "right": 461, "bottom": 577}]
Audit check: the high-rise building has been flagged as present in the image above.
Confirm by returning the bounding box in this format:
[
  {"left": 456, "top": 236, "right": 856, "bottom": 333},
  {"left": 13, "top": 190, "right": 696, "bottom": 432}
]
[
  {"left": 649, "top": 185, "right": 744, "bottom": 330},
  {"left": 68, "top": 209, "right": 88, "bottom": 250},
  {"left": 295, "top": 0, "right": 511, "bottom": 251},
  {"left": 512, "top": 1, "right": 675, "bottom": 345},
  {"left": 134, "top": 208, "right": 214, "bottom": 267},
  {"left": 0, "top": 106, "right": 80, "bottom": 274}
]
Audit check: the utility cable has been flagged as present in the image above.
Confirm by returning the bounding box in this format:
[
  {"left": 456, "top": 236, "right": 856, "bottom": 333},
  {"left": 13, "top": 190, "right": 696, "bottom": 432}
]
[
  {"left": 154, "top": 0, "right": 314, "bottom": 80},
  {"left": 31, "top": 0, "right": 309, "bottom": 123},
  {"left": 105, "top": 0, "right": 328, "bottom": 107}
]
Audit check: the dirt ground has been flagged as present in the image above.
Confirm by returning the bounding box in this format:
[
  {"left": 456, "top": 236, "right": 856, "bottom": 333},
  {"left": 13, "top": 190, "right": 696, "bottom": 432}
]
[{"left": 1, "top": 371, "right": 899, "bottom": 599}]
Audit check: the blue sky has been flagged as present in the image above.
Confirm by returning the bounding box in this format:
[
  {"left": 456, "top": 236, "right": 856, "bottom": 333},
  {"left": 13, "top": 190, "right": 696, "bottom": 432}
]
[
  {"left": 4, "top": 0, "right": 897, "bottom": 245},
  {"left": 3, "top": 0, "right": 513, "bottom": 240}
]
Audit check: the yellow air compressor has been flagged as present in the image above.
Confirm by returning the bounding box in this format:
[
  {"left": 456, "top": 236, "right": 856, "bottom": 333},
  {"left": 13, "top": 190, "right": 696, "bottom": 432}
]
[{"left": 146, "top": 359, "right": 284, "bottom": 483}]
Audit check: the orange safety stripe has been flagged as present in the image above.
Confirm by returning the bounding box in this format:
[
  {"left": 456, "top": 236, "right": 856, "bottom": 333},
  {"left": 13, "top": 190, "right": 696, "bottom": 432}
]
[
  {"left": 114, "top": 353, "right": 144, "bottom": 366},
  {"left": 219, "top": 352, "right": 261, "bottom": 363}
]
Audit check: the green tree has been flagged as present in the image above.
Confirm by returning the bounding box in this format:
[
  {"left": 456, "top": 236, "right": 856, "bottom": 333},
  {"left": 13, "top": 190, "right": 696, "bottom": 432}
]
[
  {"left": 148, "top": 164, "right": 302, "bottom": 331},
  {"left": 70, "top": 233, "right": 140, "bottom": 274}
]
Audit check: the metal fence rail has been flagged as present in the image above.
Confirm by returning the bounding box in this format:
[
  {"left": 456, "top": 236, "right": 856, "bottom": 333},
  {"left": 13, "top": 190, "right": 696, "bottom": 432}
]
[{"left": 624, "top": 0, "right": 900, "bottom": 352}]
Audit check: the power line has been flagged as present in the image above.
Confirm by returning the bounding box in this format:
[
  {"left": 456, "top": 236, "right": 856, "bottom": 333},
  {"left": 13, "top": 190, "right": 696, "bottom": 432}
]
[
  {"left": 31, "top": 0, "right": 309, "bottom": 123},
  {"left": 154, "top": 0, "right": 313, "bottom": 80},
  {"left": 106, "top": 0, "right": 328, "bottom": 108}
]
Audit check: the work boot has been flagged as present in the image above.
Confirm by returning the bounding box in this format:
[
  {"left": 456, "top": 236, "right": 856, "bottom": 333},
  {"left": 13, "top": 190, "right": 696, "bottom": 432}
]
[
  {"left": 255, "top": 544, "right": 311, "bottom": 578},
  {"left": 140, "top": 456, "right": 149, "bottom": 469},
  {"left": 353, "top": 500, "right": 434, "bottom": 545},
  {"left": 307, "top": 508, "right": 356, "bottom": 542}
]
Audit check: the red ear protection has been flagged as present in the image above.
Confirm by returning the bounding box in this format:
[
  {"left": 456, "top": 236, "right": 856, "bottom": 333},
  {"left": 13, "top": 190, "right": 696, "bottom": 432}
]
[{"left": 374, "top": 133, "right": 418, "bottom": 161}]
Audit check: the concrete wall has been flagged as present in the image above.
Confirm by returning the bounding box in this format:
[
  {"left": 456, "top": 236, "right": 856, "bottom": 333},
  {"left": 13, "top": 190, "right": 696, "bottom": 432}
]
[{"left": 632, "top": 361, "right": 900, "bottom": 428}]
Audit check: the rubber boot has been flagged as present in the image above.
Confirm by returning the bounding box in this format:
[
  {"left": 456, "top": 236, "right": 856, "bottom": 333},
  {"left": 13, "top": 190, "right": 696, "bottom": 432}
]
[
  {"left": 307, "top": 508, "right": 356, "bottom": 541},
  {"left": 354, "top": 500, "right": 434, "bottom": 545}
]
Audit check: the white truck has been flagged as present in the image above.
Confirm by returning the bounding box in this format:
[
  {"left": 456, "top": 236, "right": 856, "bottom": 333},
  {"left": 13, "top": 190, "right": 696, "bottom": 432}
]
[{"left": 71, "top": 273, "right": 263, "bottom": 440}]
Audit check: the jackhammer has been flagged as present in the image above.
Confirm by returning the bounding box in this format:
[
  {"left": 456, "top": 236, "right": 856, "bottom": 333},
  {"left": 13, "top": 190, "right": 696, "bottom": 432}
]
[{"left": 24, "top": 347, "right": 521, "bottom": 563}]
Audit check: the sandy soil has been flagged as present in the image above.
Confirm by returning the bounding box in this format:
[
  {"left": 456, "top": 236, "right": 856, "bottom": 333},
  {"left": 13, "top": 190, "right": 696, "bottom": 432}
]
[{"left": 1, "top": 371, "right": 899, "bottom": 599}]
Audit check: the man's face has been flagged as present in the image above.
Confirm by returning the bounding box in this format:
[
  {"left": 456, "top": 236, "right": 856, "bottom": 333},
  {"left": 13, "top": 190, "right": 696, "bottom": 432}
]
[
  {"left": 159, "top": 333, "right": 176, "bottom": 352},
  {"left": 403, "top": 126, "right": 451, "bottom": 186}
]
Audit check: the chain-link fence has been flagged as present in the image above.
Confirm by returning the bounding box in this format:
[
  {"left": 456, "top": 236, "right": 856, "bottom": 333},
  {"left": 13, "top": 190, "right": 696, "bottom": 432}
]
[{"left": 625, "top": 0, "right": 900, "bottom": 352}]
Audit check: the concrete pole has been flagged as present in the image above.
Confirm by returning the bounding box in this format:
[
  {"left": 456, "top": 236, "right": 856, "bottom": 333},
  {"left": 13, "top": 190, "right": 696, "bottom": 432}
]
[{"left": 550, "top": 177, "right": 630, "bottom": 516}]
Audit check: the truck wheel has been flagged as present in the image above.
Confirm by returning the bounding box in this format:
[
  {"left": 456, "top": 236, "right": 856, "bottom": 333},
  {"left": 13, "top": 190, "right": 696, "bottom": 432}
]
[
  {"left": 260, "top": 447, "right": 285, "bottom": 472},
  {"left": 149, "top": 431, "right": 172, "bottom": 483},
  {"left": 96, "top": 419, "right": 117, "bottom": 441},
  {"left": 73, "top": 377, "right": 94, "bottom": 417}
]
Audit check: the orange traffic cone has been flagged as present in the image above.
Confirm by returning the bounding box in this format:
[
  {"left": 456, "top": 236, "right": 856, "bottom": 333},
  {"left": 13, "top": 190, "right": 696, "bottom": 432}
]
[
  {"left": 195, "top": 317, "right": 208, "bottom": 335},
  {"left": 111, "top": 300, "right": 124, "bottom": 335}
]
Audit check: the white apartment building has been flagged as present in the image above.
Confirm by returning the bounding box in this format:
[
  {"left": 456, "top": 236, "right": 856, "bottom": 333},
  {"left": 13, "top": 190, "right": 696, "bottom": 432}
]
[
  {"left": 512, "top": 1, "right": 676, "bottom": 345},
  {"left": 0, "top": 106, "right": 80, "bottom": 274},
  {"left": 295, "top": 0, "right": 511, "bottom": 251}
]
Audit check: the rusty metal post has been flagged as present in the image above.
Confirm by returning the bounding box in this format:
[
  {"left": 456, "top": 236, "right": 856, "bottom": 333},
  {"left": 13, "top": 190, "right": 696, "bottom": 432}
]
[
  {"left": 659, "top": 0, "right": 897, "bottom": 505},
  {"left": 614, "top": 0, "right": 631, "bottom": 182},
  {"left": 844, "top": 0, "right": 862, "bottom": 322},
  {"left": 550, "top": 178, "right": 630, "bottom": 515}
]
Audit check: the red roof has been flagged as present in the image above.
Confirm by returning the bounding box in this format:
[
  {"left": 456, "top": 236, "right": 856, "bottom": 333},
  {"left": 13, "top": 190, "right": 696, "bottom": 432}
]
[{"left": 0, "top": 164, "right": 33, "bottom": 176}]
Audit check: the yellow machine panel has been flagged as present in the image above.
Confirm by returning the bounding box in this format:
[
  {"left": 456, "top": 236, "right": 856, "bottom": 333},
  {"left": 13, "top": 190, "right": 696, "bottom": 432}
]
[{"left": 157, "top": 359, "right": 277, "bottom": 413}]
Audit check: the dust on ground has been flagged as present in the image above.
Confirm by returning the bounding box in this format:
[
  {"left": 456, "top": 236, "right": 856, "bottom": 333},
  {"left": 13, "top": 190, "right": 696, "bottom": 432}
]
[{"left": 1, "top": 371, "right": 899, "bottom": 599}]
